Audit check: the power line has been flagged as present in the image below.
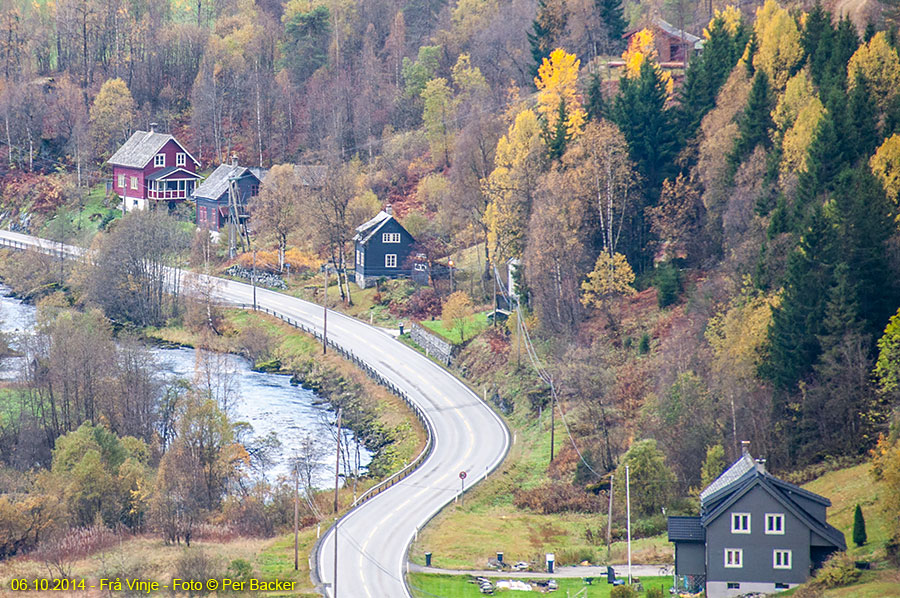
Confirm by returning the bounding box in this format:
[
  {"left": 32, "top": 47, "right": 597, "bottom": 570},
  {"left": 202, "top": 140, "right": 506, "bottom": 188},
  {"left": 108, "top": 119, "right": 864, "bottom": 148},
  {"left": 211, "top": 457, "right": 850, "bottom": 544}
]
[{"left": 492, "top": 264, "right": 605, "bottom": 479}]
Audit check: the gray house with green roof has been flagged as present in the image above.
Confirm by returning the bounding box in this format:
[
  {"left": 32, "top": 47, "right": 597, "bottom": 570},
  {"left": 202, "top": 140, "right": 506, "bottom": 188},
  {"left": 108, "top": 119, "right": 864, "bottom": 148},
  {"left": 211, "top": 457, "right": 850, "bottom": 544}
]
[{"left": 668, "top": 442, "right": 845, "bottom": 597}]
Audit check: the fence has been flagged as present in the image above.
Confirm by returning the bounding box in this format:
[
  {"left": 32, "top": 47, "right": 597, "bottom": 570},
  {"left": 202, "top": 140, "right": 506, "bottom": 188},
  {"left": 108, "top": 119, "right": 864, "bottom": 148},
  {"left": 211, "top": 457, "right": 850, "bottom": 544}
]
[{"left": 235, "top": 303, "right": 435, "bottom": 508}]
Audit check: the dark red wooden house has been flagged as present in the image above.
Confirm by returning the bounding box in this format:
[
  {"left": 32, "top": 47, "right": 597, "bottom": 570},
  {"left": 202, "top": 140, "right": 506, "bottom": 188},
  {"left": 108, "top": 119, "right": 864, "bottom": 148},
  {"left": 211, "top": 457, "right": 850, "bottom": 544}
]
[{"left": 108, "top": 125, "right": 201, "bottom": 211}]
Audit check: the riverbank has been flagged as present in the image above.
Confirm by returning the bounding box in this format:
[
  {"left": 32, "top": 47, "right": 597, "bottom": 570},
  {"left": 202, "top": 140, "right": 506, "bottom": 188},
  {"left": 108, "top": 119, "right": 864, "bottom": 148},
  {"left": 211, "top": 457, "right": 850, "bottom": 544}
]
[{"left": 146, "top": 308, "right": 426, "bottom": 478}]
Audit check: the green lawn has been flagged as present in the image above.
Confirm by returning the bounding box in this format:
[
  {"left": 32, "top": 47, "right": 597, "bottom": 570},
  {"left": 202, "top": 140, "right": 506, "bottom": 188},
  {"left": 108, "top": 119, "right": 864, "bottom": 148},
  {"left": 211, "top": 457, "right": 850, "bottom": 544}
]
[
  {"left": 409, "top": 573, "right": 671, "bottom": 597},
  {"left": 421, "top": 312, "right": 490, "bottom": 345},
  {"left": 42, "top": 182, "right": 121, "bottom": 244},
  {"left": 802, "top": 462, "right": 889, "bottom": 560}
]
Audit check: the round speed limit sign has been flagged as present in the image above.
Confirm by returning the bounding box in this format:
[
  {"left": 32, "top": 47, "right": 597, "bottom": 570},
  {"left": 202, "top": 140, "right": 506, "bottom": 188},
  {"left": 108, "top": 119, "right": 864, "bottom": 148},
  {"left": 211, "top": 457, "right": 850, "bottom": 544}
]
[{"left": 459, "top": 471, "right": 467, "bottom": 480}]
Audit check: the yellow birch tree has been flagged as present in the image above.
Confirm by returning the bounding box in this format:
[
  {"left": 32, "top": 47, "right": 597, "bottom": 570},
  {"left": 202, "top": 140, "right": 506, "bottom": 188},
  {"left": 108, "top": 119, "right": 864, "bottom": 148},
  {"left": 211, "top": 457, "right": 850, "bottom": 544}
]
[{"left": 534, "top": 48, "right": 587, "bottom": 140}]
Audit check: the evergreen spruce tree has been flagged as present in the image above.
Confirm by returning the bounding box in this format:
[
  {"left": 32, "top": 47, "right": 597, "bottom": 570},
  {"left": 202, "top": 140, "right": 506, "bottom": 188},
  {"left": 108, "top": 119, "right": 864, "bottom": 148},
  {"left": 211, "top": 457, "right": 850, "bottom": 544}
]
[
  {"left": 846, "top": 72, "right": 879, "bottom": 160},
  {"left": 804, "top": 2, "right": 836, "bottom": 89},
  {"left": 853, "top": 504, "right": 867, "bottom": 546},
  {"left": 796, "top": 113, "right": 842, "bottom": 215},
  {"left": 596, "top": 0, "right": 627, "bottom": 52},
  {"left": 864, "top": 22, "right": 876, "bottom": 43},
  {"left": 761, "top": 204, "right": 837, "bottom": 391},
  {"left": 823, "top": 16, "right": 859, "bottom": 90},
  {"left": 677, "top": 12, "right": 747, "bottom": 142},
  {"left": 528, "top": 0, "right": 556, "bottom": 79},
  {"left": 546, "top": 98, "right": 569, "bottom": 159},
  {"left": 802, "top": 1, "right": 832, "bottom": 62},
  {"left": 585, "top": 72, "right": 606, "bottom": 122},
  {"left": 830, "top": 167, "right": 898, "bottom": 339},
  {"left": 612, "top": 60, "right": 678, "bottom": 203},
  {"left": 728, "top": 71, "right": 774, "bottom": 176}
]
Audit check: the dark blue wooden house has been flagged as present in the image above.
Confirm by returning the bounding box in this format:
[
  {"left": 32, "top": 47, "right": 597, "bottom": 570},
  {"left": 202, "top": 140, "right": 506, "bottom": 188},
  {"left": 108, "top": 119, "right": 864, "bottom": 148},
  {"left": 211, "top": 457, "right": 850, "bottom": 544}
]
[
  {"left": 192, "top": 158, "right": 266, "bottom": 231},
  {"left": 668, "top": 442, "right": 845, "bottom": 597},
  {"left": 353, "top": 207, "right": 416, "bottom": 288}
]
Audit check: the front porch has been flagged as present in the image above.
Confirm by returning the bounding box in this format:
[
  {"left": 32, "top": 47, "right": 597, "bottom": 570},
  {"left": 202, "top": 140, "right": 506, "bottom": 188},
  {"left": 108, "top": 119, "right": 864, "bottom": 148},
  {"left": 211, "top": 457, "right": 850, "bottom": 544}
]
[{"left": 147, "top": 167, "right": 201, "bottom": 202}]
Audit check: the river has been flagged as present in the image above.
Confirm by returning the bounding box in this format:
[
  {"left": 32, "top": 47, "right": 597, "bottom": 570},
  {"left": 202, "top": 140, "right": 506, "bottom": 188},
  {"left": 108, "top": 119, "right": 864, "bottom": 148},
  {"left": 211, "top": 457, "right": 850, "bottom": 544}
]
[{"left": 0, "top": 286, "right": 370, "bottom": 486}]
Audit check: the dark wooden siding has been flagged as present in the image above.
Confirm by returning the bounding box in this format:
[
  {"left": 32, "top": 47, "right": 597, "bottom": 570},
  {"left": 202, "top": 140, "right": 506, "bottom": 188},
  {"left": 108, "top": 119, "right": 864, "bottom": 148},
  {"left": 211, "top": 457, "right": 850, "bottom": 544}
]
[{"left": 357, "top": 218, "right": 415, "bottom": 280}]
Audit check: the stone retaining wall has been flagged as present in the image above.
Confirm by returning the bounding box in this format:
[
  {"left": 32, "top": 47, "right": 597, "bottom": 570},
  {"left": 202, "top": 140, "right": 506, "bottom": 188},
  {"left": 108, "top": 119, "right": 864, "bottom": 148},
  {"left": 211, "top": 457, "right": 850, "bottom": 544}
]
[{"left": 410, "top": 322, "right": 454, "bottom": 366}]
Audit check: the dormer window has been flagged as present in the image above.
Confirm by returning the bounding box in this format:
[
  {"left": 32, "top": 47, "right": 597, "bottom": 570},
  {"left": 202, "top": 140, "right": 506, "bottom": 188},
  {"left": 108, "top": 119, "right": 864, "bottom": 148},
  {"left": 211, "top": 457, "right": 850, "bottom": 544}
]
[
  {"left": 383, "top": 232, "right": 401, "bottom": 243},
  {"left": 155, "top": 154, "right": 165, "bottom": 167},
  {"left": 766, "top": 513, "right": 785, "bottom": 535},
  {"left": 176, "top": 152, "right": 186, "bottom": 167},
  {"left": 731, "top": 513, "right": 750, "bottom": 534}
]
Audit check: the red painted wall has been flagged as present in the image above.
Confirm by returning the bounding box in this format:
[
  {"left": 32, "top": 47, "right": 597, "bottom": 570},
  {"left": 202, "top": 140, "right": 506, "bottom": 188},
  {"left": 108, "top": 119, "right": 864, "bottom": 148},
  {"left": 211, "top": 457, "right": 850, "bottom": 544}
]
[
  {"left": 113, "top": 166, "right": 145, "bottom": 199},
  {"left": 112, "top": 138, "right": 198, "bottom": 200}
]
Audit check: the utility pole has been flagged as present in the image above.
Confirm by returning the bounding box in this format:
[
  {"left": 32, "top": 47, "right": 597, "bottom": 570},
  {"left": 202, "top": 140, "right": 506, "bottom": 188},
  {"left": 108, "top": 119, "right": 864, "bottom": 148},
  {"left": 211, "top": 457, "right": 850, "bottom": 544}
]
[
  {"left": 606, "top": 474, "right": 614, "bottom": 560},
  {"left": 549, "top": 388, "right": 555, "bottom": 463},
  {"left": 293, "top": 463, "right": 299, "bottom": 570},
  {"left": 323, "top": 265, "right": 328, "bottom": 354},
  {"left": 626, "top": 464, "right": 632, "bottom": 585},
  {"left": 331, "top": 407, "right": 342, "bottom": 598},
  {"left": 333, "top": 517, "right": 339, "bottom": 598},
  {"left": 252, "top": 250, "right": 258, "bottom": 310},
  {"left": 333, "top": 407, "right": 342, "bottom": 514}
]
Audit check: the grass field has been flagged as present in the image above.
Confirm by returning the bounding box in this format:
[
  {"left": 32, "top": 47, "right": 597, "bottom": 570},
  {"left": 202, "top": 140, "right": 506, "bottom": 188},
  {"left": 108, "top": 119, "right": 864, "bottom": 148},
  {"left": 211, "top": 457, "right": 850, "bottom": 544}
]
[
  {"left": 42, "top": 182, "right": 120, "bottom": 244},
  {"left": 410, "top": 355, "right": 671, "bottom": 570},
  {"left": 802, "top": 462, "right": 888, "bottom": 560},
  {"left": 409, "top": 573, "right": 672, "bottom": 598},
  {"left": 421, "top": 312, "right": 490, "bottom": 345}
]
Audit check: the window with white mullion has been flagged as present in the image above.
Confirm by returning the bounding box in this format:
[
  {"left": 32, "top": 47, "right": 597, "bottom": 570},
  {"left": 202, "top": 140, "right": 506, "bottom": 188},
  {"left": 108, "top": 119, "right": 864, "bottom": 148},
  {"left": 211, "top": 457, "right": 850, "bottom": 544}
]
[
  {"left": 731, "top": 512, "right": 751, "bottom": 534},
  {"left": 385, "top": 254, "right": 397, "bottom": 268},
  {"left": 773, "top": 550, "right": 792, "bottom": 569},
  {"left": 766, "top": 513, "right": 785, "bottom": 535},
  {"left": 724, "top": 548, "right": 743, "bottom": 568}
]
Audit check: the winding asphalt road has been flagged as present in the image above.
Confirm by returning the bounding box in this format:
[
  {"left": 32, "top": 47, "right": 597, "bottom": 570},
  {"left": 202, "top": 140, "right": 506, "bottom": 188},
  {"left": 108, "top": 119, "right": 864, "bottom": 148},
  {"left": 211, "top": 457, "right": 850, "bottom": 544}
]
[{"left": 0, "top": 230, "right": 511, "bottom": 598}]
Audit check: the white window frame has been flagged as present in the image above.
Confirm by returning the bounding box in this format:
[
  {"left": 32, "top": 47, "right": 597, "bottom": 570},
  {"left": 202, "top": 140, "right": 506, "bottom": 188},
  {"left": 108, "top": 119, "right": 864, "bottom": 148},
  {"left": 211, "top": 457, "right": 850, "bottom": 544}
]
[
  {"left": 176, "top": 152, "right": 186, "bottom": 167},
  {"left": 385, "top": 254, "right": 397, "bottom": 268},
  {"left": 731, "top": 513, "right": 751, "bottom": 534},
  {"left": 773, "top": 550, "right": 792, "bottom": 570},
  {"left": 130, "top": 176, "right": 138, "bottom": 190},
  {"left": 117, "top": 174, "right": 125, "bottom": 188},
  {"left": 766, "top": 513, "right": 785, "bottom": 535},
  {"left": 154, "top": 153, "right": 165, "bottom": 167},
  {"left": 383, "top": 232, "right": 401, "bottom": 243},
  {"left": 724, "top": 548, "right": 743, "bottom": 568}
]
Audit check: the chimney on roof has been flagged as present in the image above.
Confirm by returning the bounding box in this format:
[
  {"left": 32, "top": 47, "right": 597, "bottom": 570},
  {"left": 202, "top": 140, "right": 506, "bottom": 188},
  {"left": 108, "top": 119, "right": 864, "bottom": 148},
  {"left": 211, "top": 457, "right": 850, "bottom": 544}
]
[
  {"left": 149, "top": 122, "right": 158, "bottom": 133},
  {"left": 385, "top": 204, "right": 393, "bottom": 216},
  {"left": 231, "top": 154, "right": 238, "bottom": 166},
  {"left": 741, "top": 440, "right": 750, "bottom": 457}
]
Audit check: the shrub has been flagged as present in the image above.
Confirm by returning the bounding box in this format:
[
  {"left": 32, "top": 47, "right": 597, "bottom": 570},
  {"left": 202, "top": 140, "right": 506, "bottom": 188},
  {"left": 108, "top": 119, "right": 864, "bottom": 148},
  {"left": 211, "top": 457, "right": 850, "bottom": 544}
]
[
  {"left": 654, "top": 262, "right": 681, "bottom": 307},
  {"left": 225, "top": 559, "right": 253, "bottom": 593},
  {"left": 610, "top": 585, "right": 638, "bottom": 598},
  {"left": 34, "top": 524, "right": 120, "bottom": 578},
  {"left": 638, "top": 333, "right": 651, "bottom": 354},
  {"left": 237, "top": 322, "right": 276, "bottom": 367},
  {"left": 513, "top": 484, "right": 605, "bottom": 514},
  {"left": 853, "top": 504, "right": 867, "bottom": 546},
  {"left": 555, "top": 547, "right": 596, "bottom": 565},
  {"left": 403, "top": 287, "right": 442, "bottom": 319},
  {"left": 174, "top": 548, "right": 221, "bottom": 597},
  {"left": 646, "top": 587, "right": 666, "bottom": 598},
  {"left": 812, "top": 551, "right": 860, "bottom": 589},
  {"left": 632, "top": 514, "right": 667, "bottom": 539}
]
